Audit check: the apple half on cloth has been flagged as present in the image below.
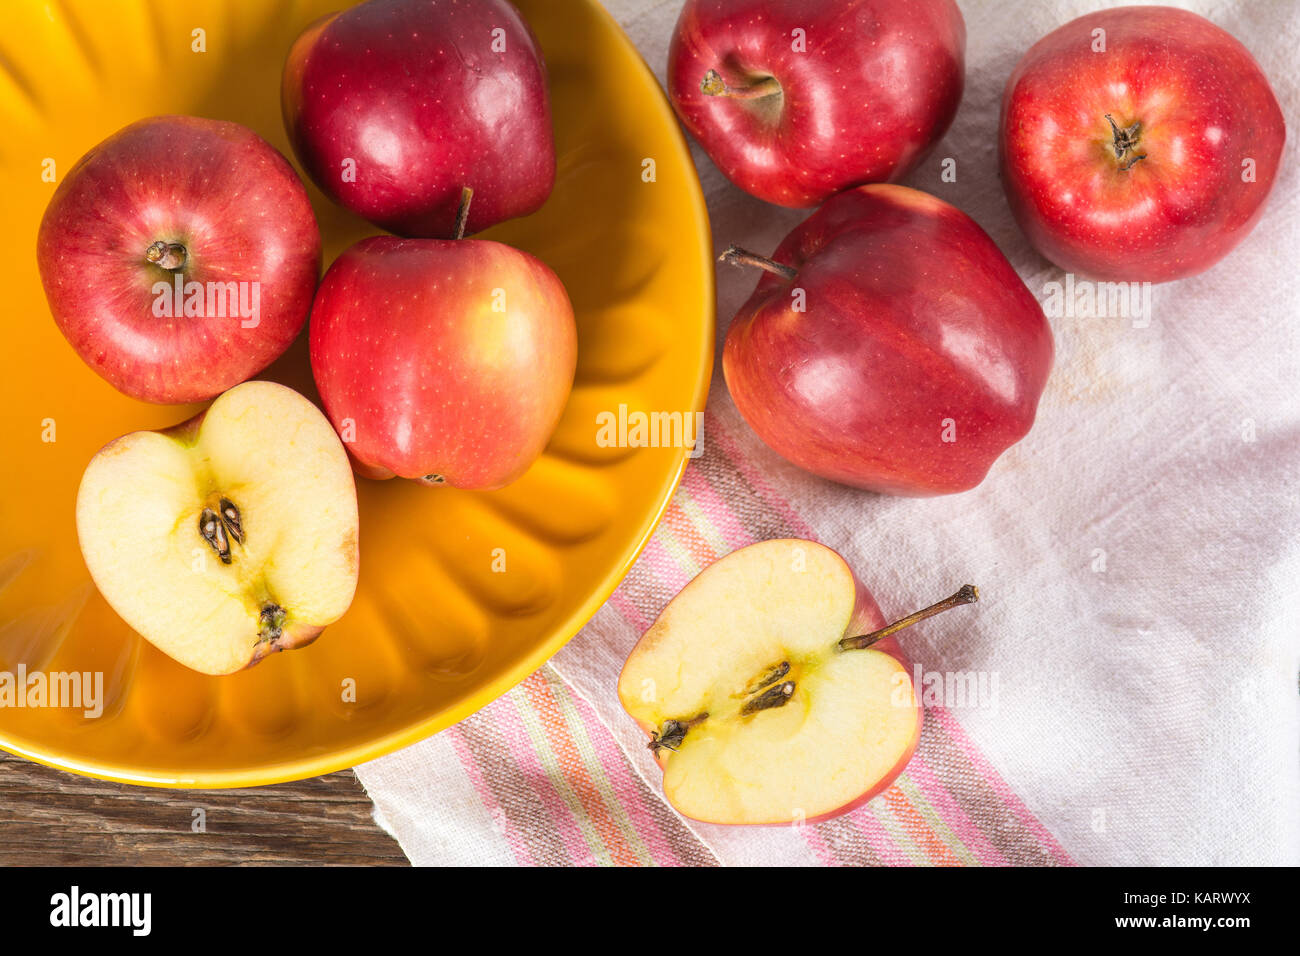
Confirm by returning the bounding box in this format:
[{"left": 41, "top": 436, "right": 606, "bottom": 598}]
[
  {"left": 619, "top": 539, "right": 978, "bottom": 825},
  {"left": 76, "top": 381, "right": 360, "bottom": 676},
  {"left": 37, "top": 116, "right": 321, "bottom": 404}
]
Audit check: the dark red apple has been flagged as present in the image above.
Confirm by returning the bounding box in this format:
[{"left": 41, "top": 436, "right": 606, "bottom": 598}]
[
  {"left": 308, "top": 197, "right": 576, "bottom": 490},
  {"left": 722, "top": 185, "right": 1054, "bottom": 496},
  {"left": 282, "top": 0, "right": 555, "bottom": 238},
  {"left": 668, "top": 0, "right": 965, "bottom": 207},
  {"left": 36, "top": 116, "right": 321, "bottom": 404},
  {"left": 1000, "top": 5, "right": 1286, "bottom": 282}
]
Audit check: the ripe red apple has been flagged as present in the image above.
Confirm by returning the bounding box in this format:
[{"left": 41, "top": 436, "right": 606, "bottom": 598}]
[
  {"left": 309, "top": 194, "right": 576, "bottom": 489},
  {"left": 667, "top": 0, "right": 965, "bottom": 207},
  {"left": 76, "top": 381, "right": 360, "bottom": 676},
  {"left": 1000, "top": 5, "right": 1286, "bottom": 283},
  {"left": 36, "top": 116, "right": 321, "bottom": 404},
  {"left": 282, "top": 0, "right": 555, "bottom": 238},
  {"left": 619, "top": 538, "right": 978, "bottom": 825},
  {"left": 722, "top": 184, "right": 1054, "bottom": 496}
]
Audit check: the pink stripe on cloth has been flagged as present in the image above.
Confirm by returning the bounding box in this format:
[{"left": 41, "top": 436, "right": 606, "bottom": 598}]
[
  {"left": 852, "top": 811, "right": 915, "bottom": 868},
  {"left": 927, "top": 705, "right": 1073, "bottom": 865},
  {"left": 608, "top": 588, "right": 650, "bottom": 632},
  {"left": 679, "top": 463, "right": 753, "bottom": 550},
  {"left": 560, "top": 676, "right": 685, "bottom": 867},
  {"left": 847, "top": 808, "right": 915, "bottom": 867},
  {"left": 799, "top": 825, "right": 841, "bottom": 867},
  {"left": 638, "top": 531, "right": 696, "bottom": 595},
  {"left": 446, "top": 727, "right": 537, "bottom": 867},
  {"left": 484, "top": 695, "right": 599, "bottom": 866},
  {"left": 906, "top": 752, "right": 1011, "bottom": 866}
]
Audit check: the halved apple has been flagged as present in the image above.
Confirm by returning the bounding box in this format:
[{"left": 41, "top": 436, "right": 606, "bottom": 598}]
[
  {"left": 76, "top": 381, "right": 360, "bottom": 675},
  {"left": 618, "top": 539, "right": 976, "bottom": 825}
]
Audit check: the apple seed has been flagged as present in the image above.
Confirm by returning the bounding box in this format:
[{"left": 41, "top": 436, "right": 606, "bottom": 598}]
[
  {"left": 219, "top": 498, "right": 244, "bottom": 544},
  {"left": 199, "top": 507, "right": 232, "bottom": 565},
  {"left": 199, "top": 499, "right": 246, "bottom": 563},
  {"left": 740, "top": 680, "right": 796, "bottom": 716},
  {"left": 737, "top": 660, "right": 790, "bottom": 697}
]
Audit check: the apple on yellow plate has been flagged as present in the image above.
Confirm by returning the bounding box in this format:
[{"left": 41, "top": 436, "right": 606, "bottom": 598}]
[
  {"left": 75, "top": 381, "right": 360, "bottom": 676},
  {"left": 618, "top": 538, "right": 977, "bottom": 825}
]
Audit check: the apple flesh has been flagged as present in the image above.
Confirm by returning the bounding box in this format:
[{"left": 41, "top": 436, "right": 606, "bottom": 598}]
[
  {"left": 308, "top": 218, "right": 577, "bottom": 490},
  {"left": 37, "top": 116, "right": 321, "bottom": 404},
  {"left": 76, "top": 381, "right": 360, "bottom": 676},
  {"left": 722, "top": 184, "right": 1054, "bottom": 496},
  {"left": 668, "top": 0, "right": 965, "bottom": 207},
  {"left": 619, "top": 539, "right": 976, "bottom": 826},
  {"left": 1000, "top": 5, "right": 1286, "bottom": 282},
  {"left": 282, "top": 0, "right": 555, "bottom": 238}
]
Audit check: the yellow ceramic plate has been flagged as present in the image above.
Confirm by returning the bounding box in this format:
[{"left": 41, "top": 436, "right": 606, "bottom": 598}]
[{"left": 0, "top": 0, "right": 712, "bottom": 786}]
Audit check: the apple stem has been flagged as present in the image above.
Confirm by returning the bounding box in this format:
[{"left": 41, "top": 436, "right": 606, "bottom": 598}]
[
  {"left": 700, "top": 69, "right": 781, "bottom": 100},
  {"left": 718, "top": 245, "right": 798, "bottom": 281},
  {"left": 145, "top": 241, "right": 187, "bottom": 271},
  {"left": 454, "top": 187, "right": 474, "bottom": 240},
  {"left": 1104, "top": 114, "right": 1147, "bottom": 171},
  {"left": 839, "top": 585, "right": 979, "bottom": 652}
]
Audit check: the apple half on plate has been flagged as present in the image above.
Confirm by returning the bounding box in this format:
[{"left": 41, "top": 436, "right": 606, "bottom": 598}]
[
  {"left": 619, "top": 538, "right": 976, "bottom": 825},
  {"left": 76, "top": 381, "right": 360, "bottom": 676}
]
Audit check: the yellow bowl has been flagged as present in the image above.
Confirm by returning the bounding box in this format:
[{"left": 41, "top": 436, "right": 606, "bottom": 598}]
[{"left": 0, "top": 0, "right": 712, "bottom": 786}]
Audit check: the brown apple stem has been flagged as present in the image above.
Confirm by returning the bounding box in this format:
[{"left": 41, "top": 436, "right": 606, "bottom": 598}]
[
  {"left": 718, "top": 245, "right": 797, "bottom": 281},
  {"left": 1104, "top": 114, "right": 1147, "bottom": 171},
  {"left": 700, "top": 69, "right": 781, "bottom": 100},
  {"left": 145, "top": 240, "right": 187, "bottom": 271},
  {"left": 839, "top": 585, "right": 979, "bottom": 651},
  {"left": 454, "top": 186, "right": 473, "bottom": 240}
]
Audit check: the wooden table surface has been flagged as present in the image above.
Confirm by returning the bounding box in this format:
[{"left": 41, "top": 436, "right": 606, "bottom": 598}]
[{"left": 0, "top": 751, "right": 407, "bottom": 865}]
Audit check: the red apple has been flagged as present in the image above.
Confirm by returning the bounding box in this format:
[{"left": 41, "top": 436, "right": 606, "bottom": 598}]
[
  {"left": 619, "top": 538, "right": 978, "bottom": 825},
  {"left": 308, "top": 195, "right": 576, "bottom": 489},
  {"left": 36, "top": 116, "right": 321, "bottom": 404},
  {"left": 722, "top": 184, "right": 1054, "bottom": 496},
  {"left": 1000, "top": 5, "right": 1286, "bottom": 283},
  {"left": 282, "top": 0, "right": 555, "bottom": 238},
  {"left": 667, "top": 0, "right": 965, "bottom": 207}
]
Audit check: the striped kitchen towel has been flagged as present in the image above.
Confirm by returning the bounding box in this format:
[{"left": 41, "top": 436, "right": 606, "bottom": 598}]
[{"left": 355, "top": 405, "right": 1073, "bottom": 867}]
